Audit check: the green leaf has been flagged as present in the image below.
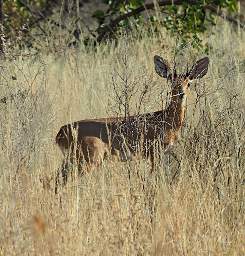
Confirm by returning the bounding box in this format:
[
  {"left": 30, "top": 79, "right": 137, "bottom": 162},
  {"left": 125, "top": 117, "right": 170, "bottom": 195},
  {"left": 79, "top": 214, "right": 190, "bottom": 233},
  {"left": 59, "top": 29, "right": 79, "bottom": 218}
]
[{"left": 92, "top": 10, "right": 105, "bottom": 19}]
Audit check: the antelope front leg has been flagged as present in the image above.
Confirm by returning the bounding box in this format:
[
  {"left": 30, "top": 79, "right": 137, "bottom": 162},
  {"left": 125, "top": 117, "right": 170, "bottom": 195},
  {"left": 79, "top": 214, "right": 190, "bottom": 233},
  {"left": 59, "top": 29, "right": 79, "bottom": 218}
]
[
  {"left": 55, "top": 146, "right": 81, "bottom": 194},
  {"left": 55, "top": 157, "right": 71, "bottom": 194},
  {"left": 165, "top": 150, "right": 181, "bottom": 183},
  {"left": 149, "top": 148, "right": 155, "bottom": 173}
]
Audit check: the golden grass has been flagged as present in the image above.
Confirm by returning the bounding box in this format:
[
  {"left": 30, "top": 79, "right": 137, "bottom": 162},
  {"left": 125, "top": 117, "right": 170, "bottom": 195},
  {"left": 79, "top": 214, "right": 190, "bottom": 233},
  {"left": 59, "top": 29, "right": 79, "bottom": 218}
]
[{"left": 0, "top": 22, "right": 244, "bottom": 255}]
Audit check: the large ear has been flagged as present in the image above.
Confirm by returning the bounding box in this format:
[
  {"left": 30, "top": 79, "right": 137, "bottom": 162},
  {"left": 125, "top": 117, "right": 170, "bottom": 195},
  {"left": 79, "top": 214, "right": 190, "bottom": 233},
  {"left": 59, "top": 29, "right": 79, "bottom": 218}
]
[
  {"left": 188, "top": 57, "right": 209, "bottom": 79},
  {"left": 154, "top": 55, "right": 170, "bottom": 78}
]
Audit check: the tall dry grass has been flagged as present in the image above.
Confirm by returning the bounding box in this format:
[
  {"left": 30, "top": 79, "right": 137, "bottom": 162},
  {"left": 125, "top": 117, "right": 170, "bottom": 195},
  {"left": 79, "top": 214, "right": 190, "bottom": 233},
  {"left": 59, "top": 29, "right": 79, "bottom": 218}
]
[{"left": 0, "top": 22, "right": 244, "bottom": 255}]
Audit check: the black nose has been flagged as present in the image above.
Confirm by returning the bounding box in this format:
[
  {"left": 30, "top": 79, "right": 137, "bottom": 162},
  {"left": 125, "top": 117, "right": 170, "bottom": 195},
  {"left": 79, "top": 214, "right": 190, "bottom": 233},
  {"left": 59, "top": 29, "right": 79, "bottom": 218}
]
[{"left": 179, "top": 92, "right": 185, "bottom": 99}]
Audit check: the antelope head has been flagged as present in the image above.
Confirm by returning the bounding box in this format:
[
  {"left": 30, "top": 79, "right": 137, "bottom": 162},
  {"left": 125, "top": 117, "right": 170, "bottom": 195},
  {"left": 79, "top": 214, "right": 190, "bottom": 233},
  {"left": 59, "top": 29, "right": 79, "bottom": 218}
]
[{"left": 154, "top": 55, "right": 209, "bottom": 100}]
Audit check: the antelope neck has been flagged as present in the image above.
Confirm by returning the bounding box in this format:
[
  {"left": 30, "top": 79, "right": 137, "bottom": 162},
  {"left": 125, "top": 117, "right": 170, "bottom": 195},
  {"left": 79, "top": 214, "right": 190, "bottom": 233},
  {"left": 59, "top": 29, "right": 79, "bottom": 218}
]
[{"left": 163, "top": 90, "right": 187, "bottom": 130}]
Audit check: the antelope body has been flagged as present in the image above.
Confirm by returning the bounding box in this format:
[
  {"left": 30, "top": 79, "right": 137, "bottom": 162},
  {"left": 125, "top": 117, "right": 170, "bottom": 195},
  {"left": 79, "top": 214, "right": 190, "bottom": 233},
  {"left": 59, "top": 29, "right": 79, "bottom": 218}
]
[{"left": 55, "top": 55, "right": 209, "bottom": 191}]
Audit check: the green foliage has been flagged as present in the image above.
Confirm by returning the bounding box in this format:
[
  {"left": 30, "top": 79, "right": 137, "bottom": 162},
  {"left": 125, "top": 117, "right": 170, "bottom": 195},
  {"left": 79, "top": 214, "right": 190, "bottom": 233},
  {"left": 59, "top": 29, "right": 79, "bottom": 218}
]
[
  {"left": 95, "top": 0, "right": 239, "bottom": 49},
  {"left": 92, "top": 10, "right": 106, "bottom": 25},
  {"left": 162, "top": 0, "right": 238, "bottom": 48},
  {"left": 3, "top": 0, "right": 47, "bottom": 38},
  {"left": 163, "top": 3, "right": 207, "bottom": 48},
  {"left": 1, "top": 0, "right": 240, "bottom": 51}
]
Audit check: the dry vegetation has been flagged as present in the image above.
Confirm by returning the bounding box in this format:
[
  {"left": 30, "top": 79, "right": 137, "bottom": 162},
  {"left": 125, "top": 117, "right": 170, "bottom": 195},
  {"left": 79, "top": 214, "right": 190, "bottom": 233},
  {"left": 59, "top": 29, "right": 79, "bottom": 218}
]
[{"left": 0, "top": 22, "right": 244, "bottom": 255}]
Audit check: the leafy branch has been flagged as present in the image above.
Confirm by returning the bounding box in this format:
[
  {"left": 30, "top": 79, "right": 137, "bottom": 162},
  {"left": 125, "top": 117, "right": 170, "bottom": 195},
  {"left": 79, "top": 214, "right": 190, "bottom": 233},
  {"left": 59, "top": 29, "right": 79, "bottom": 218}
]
[{"left": 94, "top": 0, "right": 243, "bottom": 47}]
